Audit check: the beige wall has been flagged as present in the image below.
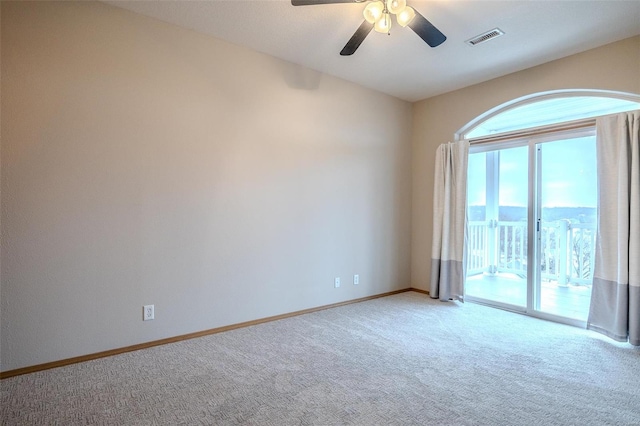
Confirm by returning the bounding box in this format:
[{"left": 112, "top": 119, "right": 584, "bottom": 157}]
[
  {"left": 0, "top": 1, "right": 413, "bottom": 371},
  {"left": 411, "top": 36, "right": 640, "bottom": 290}
]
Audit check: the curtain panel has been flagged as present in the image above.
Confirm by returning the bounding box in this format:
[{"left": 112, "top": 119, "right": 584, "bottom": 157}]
[
  {"left": 588, "top": 110, "right": 640, "bottom": 345},
  {"left": 430, "top": 140, "right": 469, "bottom": 301}
]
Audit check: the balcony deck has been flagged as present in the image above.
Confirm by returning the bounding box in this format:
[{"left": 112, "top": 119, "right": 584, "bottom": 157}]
[{"left": 465, "top": 272, "right": 592, "bottom": 321}]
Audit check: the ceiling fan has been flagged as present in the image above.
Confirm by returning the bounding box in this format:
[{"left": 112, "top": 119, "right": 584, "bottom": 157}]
[{"left": 291, "top": 0, "right": 447, "bottom": 56}]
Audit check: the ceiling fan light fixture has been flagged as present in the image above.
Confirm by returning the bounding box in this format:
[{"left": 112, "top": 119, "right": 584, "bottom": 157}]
[
  {"left": 363, "top": 1, "right": 385, "bottom": 24},
  {"left": 396, "top": 6, "right": 415, "bottom": 27},
  {"left": 291, "top": 0, "right": 447, "bottom": 55},
  {"left": 386, "top": 0, "right": 406, "bottom": 14}
]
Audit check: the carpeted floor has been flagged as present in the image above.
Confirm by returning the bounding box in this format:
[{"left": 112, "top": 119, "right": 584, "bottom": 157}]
[{"left": 2, "top": 291, "right": 639, "bottom": 425}]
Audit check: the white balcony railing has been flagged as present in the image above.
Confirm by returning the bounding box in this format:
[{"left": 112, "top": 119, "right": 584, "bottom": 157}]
[{"left": 467, "top": 220, "right": 596, "bottom": 286}]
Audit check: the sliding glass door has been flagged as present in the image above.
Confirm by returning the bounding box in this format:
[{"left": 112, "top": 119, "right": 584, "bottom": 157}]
[{"left": 465, "top": 130, "right": 597, "bottom": 323}]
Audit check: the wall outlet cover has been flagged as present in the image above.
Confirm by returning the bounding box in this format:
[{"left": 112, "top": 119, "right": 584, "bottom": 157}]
[{"left": 143, "top": 304, "right": 155, "bottom": 321}]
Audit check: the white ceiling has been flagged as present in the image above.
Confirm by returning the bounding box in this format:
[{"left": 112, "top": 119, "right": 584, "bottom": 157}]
[{"left": 104, "top": 0, "right": 640, "bottom": 102}]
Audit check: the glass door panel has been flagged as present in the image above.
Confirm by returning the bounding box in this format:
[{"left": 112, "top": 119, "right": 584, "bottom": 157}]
[
  {"left": 466, "top": 146, "right": 528, "bottom": 308},
  {"left": 536, "top": 136, "right": 597, "bottom": 321}
]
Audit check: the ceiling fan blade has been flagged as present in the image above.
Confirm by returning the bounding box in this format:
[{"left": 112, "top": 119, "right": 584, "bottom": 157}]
[
  {"left": 340, "top": 20, "right": 374, "bottom": 56},
  {"left": 292, "top": 0, "right": 360, "bottom": 5},
  {"left": 408, "top": 10, "right": 446, "bottom": 48}
]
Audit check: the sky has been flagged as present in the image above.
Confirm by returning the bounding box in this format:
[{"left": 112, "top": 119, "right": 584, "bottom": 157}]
[{"left": 467, "top": 136, "right": 597, "bottom": 208}]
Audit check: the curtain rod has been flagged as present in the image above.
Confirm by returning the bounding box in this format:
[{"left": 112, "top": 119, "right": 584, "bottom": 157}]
[{"left": 469, "top": 117, "right": 597, "bottom": 146}]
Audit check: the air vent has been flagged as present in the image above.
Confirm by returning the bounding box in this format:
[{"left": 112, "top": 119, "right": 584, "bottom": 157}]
[{"left": 465, "top": 28, "right": 505, "bottom": 46}]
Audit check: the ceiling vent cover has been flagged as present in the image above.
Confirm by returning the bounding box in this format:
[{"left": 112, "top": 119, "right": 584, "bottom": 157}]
[{"left": 465, "top": 28, "right": 505, "bottom": 46}]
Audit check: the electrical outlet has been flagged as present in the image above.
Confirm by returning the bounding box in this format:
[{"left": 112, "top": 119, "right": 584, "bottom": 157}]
[
  {"left": 143, "top": 304, "right": 154, "bottom": 321},
  {"left": 334, "top": 277, "right": 341, "bottom": 288},
  {"left": 354, "top": 274, "right": 359, "bottom": 285}
]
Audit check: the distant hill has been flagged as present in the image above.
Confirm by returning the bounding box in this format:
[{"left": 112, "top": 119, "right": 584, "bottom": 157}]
[{"left": 468, "top": 205, "right": 596, "bottom": 223}]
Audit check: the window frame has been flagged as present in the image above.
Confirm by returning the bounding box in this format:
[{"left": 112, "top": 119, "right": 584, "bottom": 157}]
[{"left": 455, "top": 89, "right": 640, "bottom": 142}]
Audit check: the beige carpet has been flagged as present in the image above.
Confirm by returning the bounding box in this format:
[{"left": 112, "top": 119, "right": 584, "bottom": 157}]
[{"left": 2, "top": 291, "right": 639, "bottom": 425}]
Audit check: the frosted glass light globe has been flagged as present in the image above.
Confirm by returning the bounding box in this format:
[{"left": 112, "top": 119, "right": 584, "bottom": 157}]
[
  {"left": 396, "top": 6, "right": 416, "bottom": 27},
  {"left": 363, "top": 1, "right": 385, "bottom": 24},
  {"left": 374, "top": 12, "right": 392, "bottom": 33},
  {"left": 386, "top": 0, "right": 406, "bottom": 15}
]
